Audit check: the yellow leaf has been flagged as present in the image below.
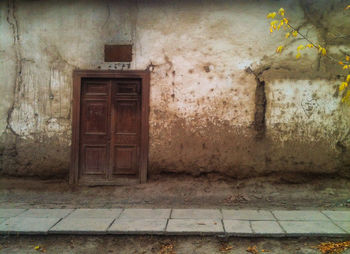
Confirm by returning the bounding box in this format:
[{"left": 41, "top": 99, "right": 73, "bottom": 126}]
[
  {"left": 296, "top": 52, "right": 301, "bottom": 59},
  {"left": 345, "top": 5, "right": 350, "bottom": 10},
  {"left": 267, "top": 12, "right": 277, "bottom": 19},
  {"left": 270, "top": 20, "right": 278, "bottom": 26},
  {"left": 339, "top": 61, "right": 344, "bottom": 65},
  {"left": 342, "top": 90, "right": 350, "bottom": 103},
  {"left": 283, "top": 18, "right": 289, "bottom": 24},
  {"left": 344, "top": 65, "right": 349, "bottom": 70},
  {"left": 347, "top": 74, "right": 350, "bottom": 83},
  {"left": 285, "top": 32, "right": 290, "bottom": 38},
  {"left": 277, "top": 24, "right": 282, "bottom": 30},
  {"left": 346, "top": 56, "right": 350, "bottom": 61},
  {"left": 306, "top": 44, "right": 314, "bottom": 48},
  {"left": 279, "top": 8, "right": 285, "bottom": 16},
  {"left": 292, "top": 31, "right": 298, "bottom": 37},
  {"left": 322, "top": 48, "right": 327, "bottom": 56},
  {"left": 339, "top": 82, "right": 348, "bottom": 91},
  {"left": 297, "top": 45, "right": 304, "bottom": 51},
  {"left": 276, "top": 45, "right": 284, "bottom": 53},
  {"left": 270, "top": 27, "right": 274, "bottom": 33},
  {"left": 34, "top": 246, "right": 40, "bottom": 250},
  {"left": 318, "top": 45, "right": 323, "bottom": 53}
]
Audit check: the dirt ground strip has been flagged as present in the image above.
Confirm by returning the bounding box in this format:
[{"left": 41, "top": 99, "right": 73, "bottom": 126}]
[
  {"left": 1, "top": 235, "right": 350, "bottom": 254},
  {"left": 0, "top": 174, "right": 350, "bottom": 209}
]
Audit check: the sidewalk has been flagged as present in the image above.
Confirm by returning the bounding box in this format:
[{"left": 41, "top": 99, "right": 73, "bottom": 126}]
[{"left": 0, "top": 208, "right": 349, "bottom": 237}]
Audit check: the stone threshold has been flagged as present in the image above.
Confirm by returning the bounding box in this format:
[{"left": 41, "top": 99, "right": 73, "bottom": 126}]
[{"left": 0, "top": 208, "right": 349, "bottom": 237}]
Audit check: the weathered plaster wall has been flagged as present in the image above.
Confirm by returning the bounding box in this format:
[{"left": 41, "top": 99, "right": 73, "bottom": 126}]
[{"left": 0, "top": 0, "right": 349, "bottom": 178}]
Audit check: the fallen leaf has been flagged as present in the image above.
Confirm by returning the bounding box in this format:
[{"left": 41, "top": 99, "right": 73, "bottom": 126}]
[
  {"left": 159, "top": 242, "right": 176, "bottom": 254},
  {"left": 220, "top": 243, "right": 233, "bottom": 252},
  {"left": 314, "top": 241, "right": 350, "bottom": 254},
  {"left": 34, "top": 245, "right": 46, "bottom": 253},
  {"left": 247, "top": 246, "right": 258, "bottom": 254}
]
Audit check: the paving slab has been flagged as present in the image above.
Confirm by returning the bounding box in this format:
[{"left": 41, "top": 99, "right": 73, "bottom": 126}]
[
  {"left": 251, "top": 221, "right": 285, "bottom": 236},
  {"left": 171, "top": 209, "right": 222, "bottom": 219},
  {"left": 0, "top": 217, "right": 60, "bottom": 234},
  {"left": 109, "top": 219, "right": 167, "bottom": 234},
  {"left": 334, "top": 221, "right": 350, "bottom": 233},
  {"left": 18, "top": 209, "right": 73, "bottom": 218},
  {"left": 280, "top": 221, "right": 347, "bottom": 236},
  {"left": 166, "top": 219, "right": 223, "bottom": 235},
  {"left": 322, "top": 211, "right": 350, "bottom": 221},
  {"left": 0, "top": 208, "right": 348, "bottom": 237},
  {"left": 272, "top": 210, "right": 329, "bottom": 221},
  {"left": 0, "top": 218, "right": 8, "bottom": 224},
  {"left": 0, "top": 209, "right": 27, "bottom": 218},
  {"left": 67, "top": 209, "right": 122, "bottom": 219},
  {"left": 222, "top": 210, "right": 274, "bottom": 221},
  {"left": 119, "top": 209, "right": 170, "bottom": 219},
  {"left": 50, "top": 218, "right": 114, "bottom": 234},
  {"left": 223, "top": 220, "right": 252, "bottom": 235}
]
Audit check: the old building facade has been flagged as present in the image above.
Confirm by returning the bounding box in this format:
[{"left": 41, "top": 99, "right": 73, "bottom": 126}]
[{"left": 0, "top": 0, "right": 349, "bottom": 181}]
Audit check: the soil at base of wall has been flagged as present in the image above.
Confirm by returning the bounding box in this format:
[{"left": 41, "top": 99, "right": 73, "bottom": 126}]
[
  {"left": 0, "top": 173, "right": 349, "bottom": 209},
  {"left": 1, "top": 235, "right": 350, "bottom": 254}
]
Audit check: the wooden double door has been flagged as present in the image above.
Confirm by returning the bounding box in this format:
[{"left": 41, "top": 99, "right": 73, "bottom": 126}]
[{"left": 70, "top": 71, "right": 149, "bottom": 185}]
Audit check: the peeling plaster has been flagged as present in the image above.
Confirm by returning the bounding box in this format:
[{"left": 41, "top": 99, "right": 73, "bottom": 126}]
[{"left": 0, "top": 0, "right": 349, "bottom": 178}]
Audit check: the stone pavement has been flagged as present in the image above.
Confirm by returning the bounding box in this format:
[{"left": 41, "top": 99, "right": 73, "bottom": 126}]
[{"left": 0, "top": 208, "right": 349, "bottom": 237}]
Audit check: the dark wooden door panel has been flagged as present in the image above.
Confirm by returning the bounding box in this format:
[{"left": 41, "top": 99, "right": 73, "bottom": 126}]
[
  {"left": 113, "top": 145, "right": 138, "bottom": 175},
  {"left": 83, "top": 80, "right": 109, "bottom": 96},
  {"left": 115, "top": 100, "right": 139, "bottom": 134},
  {"left": 79, "top": 79, "right": 111, "bottom": 180},
  {"left": 81, "top": 100, "right": 108, "bottom": 135},
  {"left": 82, "top": 145, "right": 107, "bottom": 175},
  {"left": 114, "top": 80, "right": 140, "bottom": 96},
  {"left": 72, "top": 71, "right": 149, "bottom": 186},
  {"left": 78, "top": 78, "right": 141, "bottom": 182},
  {"left": 110, "top": 80, "right": 141, "bottom": 179}
]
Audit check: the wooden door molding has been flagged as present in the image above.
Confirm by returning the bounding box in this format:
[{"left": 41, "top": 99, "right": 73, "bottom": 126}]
[{"left": 70, "top": 70, "right": 150, "bottom": 185}]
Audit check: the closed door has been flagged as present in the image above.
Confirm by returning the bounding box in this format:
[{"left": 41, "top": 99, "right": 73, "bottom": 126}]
[{"left": 78, "top": 78, "right": 141, "bottom": 184}]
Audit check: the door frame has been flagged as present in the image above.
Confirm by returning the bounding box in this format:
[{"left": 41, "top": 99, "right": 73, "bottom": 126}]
[{"left": 69, "top": 70, "right": 150, "bottom": 185}]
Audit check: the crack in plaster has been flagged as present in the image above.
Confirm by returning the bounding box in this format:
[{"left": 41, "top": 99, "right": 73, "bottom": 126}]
[
  {"left": 6, "top": 0, "right": 22, "bottom": 137},
  {"left": 336, "top": 129, "right": 350, "bottom": 159},
  {"left": 246, "top": 66, "right": 270, "bottom": 140}
]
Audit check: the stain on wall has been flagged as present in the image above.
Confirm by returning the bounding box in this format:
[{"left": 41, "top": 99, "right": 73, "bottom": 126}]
[{"left": 0, "top": 0, "right": 349, "bottom": 178}]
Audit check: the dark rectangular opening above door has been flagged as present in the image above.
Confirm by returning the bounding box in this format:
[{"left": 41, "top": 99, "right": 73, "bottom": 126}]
[{"left": 70, "top": 70, "right": 150, "bottom": 185}]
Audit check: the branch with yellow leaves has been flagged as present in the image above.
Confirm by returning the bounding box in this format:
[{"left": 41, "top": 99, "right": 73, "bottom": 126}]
[{"left": 267, "top": 6, "right": 350, "bottom": 104}]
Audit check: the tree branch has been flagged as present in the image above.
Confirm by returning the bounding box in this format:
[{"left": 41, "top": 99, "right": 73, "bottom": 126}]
[{"left": 287, "top": 23, "right": 350, "bottom": 65}]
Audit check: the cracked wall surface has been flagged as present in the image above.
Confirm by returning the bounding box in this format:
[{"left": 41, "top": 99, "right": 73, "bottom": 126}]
[{"left": 0, "top": 0, "right": 349, "bottom": 178}]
